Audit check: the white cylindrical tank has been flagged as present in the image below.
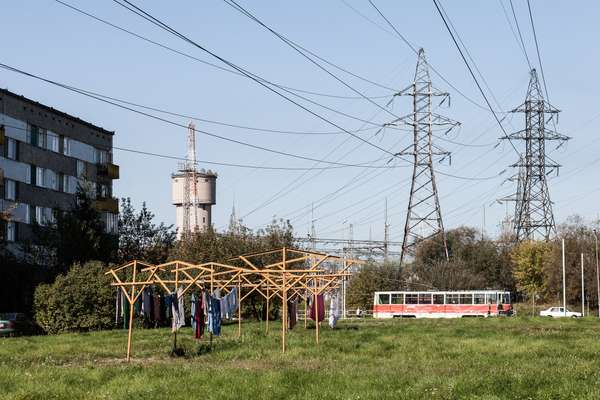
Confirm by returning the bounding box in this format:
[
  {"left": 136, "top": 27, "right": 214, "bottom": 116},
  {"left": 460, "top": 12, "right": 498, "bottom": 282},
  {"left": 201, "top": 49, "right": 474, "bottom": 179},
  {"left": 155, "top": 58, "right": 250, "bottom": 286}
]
[{"left": 171, "top": 171, "right": 217, "bottom": 205}]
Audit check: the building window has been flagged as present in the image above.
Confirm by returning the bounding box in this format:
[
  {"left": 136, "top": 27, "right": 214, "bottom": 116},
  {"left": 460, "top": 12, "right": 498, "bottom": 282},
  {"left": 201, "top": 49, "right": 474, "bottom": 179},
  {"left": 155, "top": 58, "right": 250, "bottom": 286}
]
[
  {"left": 6, "top": 222, "right": 15, "bottom": 242},
  {"left": 35, "top": 206, "right": 55, "bottom": 226},
  {"left": 5, "top": 179, "right": 16, "bottom": 201},
  {"left": 77, "top": 160, "right": 85, "bottom": 177},
  {"left": 35, "top": 168, "right": 58, "bottom": 191},
  {"left": 27, "top": 124, "right": 39, "bottom": 146},
  {"left": 24, "top": 205, "right": 30, "bottom": 224},
  {"left": 95, "top": 148, "right": 109, "bottom": 164},
  {"left": 46, "top": 131, "right": 59, "bottom": 152},
  {"left": 6, "top": 138, "right": 17, "bottom": 160},
  {"left": 104, "top": 213, "right": 118, "bottom": 234},
  {"left": 62, "top": 137, "right": 70, "bottom": 156}
]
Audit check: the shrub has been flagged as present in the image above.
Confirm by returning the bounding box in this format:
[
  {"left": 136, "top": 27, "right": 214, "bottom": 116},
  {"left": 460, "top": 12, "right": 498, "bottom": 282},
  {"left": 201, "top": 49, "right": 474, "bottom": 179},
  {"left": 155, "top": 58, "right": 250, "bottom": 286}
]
[{"left": 34, "top": 261, "right": 114, "bottom": 334}]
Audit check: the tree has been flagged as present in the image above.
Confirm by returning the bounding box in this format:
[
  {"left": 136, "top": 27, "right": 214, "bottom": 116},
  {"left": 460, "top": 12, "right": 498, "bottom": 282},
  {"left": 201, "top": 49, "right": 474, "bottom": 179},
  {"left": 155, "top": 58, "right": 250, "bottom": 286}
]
[
  {"left": 412, "top": 227, "right": 515, "bottom": 291},
  {"left": 511, "top": 241, "right": 551, "bottom": 315},
  {"left": 346, "top": 262, "right": 403, "bottom": 311},
  {"left": 32, "top": 187, "right": 117, "bottom": 272},
  {"left": 34, "top": 261, "right": 115, "bottom": 334},
  {"left": 170, "top": 218, "right": 295, "bottom": 320},
  {"left": 118, "top": 198, "right": 176, "bottom": 264}
]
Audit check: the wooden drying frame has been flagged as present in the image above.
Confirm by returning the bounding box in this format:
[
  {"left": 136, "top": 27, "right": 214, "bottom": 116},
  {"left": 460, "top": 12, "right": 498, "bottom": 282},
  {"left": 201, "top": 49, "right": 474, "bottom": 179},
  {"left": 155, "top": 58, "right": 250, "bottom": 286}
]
[{"left": 105, "top": 247, "right": 364, "bottom": 360}]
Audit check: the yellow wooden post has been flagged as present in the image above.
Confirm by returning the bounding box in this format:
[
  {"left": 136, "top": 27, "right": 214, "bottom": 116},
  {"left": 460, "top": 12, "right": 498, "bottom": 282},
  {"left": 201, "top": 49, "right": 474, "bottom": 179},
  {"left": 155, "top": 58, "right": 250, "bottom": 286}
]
[
  {"left": 265, "top": 284, "right": 269, "bottom": 336},
  {"left": 126, "top": 261, "right": 137, "bottom": 361},
  {"left": 210, "top": 264, "right": 214, "bottom": 347},
  {"left": 173, "top": 263, "right": 179, "bottom": 351},
  {"left": 238, "top": 273, "right": 241, "bottom": 338},
  {"left": 315, "top": 277, "right": 320, "bottom": 345},
  {"left": 282, "top": 248, "right": 287, "bottom": 353}
]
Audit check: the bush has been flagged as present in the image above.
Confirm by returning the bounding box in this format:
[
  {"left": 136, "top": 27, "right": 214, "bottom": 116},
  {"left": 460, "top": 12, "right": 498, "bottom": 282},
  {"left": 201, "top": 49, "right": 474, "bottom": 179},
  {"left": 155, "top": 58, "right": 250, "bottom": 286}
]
[{"left": 34, "top": 261, "right": 114, "bottom": 334}]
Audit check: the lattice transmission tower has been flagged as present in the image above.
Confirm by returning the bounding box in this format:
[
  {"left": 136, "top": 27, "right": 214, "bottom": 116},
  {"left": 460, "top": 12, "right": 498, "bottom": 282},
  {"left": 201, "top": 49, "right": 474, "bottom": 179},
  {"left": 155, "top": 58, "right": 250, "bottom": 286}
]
[
  {"left": 387, "top": 49, "right": 460, "bottom": 264},
  {"left": 180, "top": 122, "right": 199, "bottom": 235},
  {"left": 501, "top": 69, "right": 569, "bottom": 241}
]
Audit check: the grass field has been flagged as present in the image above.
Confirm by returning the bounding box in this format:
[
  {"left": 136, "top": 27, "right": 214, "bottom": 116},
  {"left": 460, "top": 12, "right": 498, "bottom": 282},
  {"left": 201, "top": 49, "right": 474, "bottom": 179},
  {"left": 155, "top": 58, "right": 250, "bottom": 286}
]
[{"left": 1, "top": 317, "right": 600, "bottom": 399}]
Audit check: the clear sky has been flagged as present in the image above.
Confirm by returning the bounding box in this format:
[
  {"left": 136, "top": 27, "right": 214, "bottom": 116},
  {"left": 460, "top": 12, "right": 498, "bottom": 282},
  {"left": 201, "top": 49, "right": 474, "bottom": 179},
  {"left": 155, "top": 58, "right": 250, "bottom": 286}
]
[{"left": 1, "top": 1, "right": 599, "bottom": 244}]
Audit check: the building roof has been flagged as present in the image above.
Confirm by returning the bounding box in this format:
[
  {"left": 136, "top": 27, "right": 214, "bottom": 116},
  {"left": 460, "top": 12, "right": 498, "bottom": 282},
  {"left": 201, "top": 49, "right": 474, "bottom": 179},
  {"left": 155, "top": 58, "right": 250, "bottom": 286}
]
[{"left": 0, "top": 88, "right": 115, "bottom": 136}]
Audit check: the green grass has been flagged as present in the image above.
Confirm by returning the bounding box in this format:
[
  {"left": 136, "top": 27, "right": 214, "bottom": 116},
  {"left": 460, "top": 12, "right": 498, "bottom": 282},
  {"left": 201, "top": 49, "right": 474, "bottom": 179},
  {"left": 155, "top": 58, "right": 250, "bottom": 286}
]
[{"left": 1, "top": 317, "right": 600, "bottom": 399}]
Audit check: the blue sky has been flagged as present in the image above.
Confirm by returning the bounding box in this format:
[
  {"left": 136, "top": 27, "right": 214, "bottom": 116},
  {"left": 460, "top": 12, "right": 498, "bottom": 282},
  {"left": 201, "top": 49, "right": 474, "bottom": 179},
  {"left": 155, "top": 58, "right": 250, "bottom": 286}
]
[{"left": 1, "top": 1, "right": 599, "bottom": 243}]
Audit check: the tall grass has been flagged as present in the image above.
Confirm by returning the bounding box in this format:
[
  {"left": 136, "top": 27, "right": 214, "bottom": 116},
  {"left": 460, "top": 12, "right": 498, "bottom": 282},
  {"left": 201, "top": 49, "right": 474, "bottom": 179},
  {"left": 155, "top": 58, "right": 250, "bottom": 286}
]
[{"left": 1, "top": 317, "right": 599, "bottom": 399}]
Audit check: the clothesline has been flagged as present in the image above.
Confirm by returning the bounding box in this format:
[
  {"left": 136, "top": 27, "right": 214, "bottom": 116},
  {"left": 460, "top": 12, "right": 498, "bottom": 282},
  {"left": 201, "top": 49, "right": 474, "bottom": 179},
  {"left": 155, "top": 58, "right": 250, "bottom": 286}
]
[{"left": 105, "top": 247, "right": 364, "bottom": 360}]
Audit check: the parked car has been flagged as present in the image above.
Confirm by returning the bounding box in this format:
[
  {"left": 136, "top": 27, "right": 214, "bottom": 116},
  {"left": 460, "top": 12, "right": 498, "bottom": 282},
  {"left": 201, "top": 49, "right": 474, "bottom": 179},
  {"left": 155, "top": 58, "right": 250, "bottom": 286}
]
[
  {"left": 0, "top": 313, "right": 39, "bottom": 337},
  {"left": 539, "top": 307, "right": 582, "bottom": 318}
]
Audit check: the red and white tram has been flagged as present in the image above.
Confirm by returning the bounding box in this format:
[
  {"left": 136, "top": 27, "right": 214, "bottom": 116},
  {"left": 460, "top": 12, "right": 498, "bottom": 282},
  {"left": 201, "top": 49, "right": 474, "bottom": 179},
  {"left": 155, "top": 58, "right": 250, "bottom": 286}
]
[{"left": 373, "top": 290, "right": 512, "bottom": 318}]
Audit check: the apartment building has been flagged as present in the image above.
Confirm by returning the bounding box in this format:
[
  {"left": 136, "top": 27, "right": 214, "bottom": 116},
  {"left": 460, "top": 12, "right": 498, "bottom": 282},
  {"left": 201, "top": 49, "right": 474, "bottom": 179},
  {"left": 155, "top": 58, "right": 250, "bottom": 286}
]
[{"left": 0, "top": 89, "right": 119, "bottom": 245}]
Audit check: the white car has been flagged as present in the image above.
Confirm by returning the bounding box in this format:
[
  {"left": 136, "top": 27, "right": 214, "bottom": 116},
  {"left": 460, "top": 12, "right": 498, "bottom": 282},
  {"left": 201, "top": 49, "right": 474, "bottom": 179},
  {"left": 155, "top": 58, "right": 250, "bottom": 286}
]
[{"left": 539, "top": 307, "right": 582, "bottom": 318}]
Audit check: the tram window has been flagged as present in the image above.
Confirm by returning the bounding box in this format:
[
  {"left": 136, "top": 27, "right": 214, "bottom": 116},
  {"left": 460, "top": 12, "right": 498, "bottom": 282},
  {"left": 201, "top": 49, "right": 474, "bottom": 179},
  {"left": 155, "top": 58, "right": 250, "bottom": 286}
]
[
  {"left": 418, "top": 293, "right": 432, "bottom": 304},
  {"left": 378, "top": 293, "right": 390, "bottom": 305},
  {"left": 405, "top": 294, "right": 418, "bottom": 304},
  {"left": 460, "top": 294, "right": 473, "bottom": 304},
  {"left": 433, "top": 294, "right": 444, "bottom": 304},
  {"left": 502, "top": 293, "right": 510, "bottom": 304},
  {"left": 391, "top": 293, "right": 403, "bottom": 304},
  {"left": 447, "top": 294, "right": 460, "bottom": 304},
  {"left": 474, "top": 293, "right": 486, "bottom": 304},
  {"left": 486, "top": 293, "right": 498, "bottom": 304}
]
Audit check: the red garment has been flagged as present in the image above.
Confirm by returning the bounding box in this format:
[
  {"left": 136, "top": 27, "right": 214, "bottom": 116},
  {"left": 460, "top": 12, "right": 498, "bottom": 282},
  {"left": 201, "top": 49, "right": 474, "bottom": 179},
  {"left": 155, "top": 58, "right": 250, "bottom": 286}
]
[{"left": 309, "top": 294, "right": 325, "bottom": 322}]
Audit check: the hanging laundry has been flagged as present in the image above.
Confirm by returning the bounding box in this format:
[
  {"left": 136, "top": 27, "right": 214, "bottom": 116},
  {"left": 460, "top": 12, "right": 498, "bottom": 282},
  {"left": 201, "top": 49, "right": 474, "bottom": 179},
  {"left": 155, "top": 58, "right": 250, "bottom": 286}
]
[
  {"left": 142, "top": 287, "right": 152, "bottom": 320},
  {"left": 122, "top": 295, "right": 130, "bottom": 329},
  {"left": 115, "top": 288, "right": 121, "bottom": 325},
  {"left": 227, "top": 287, "right": 238, "bottom": 318},
  {"left": 328, "top": 292, "right": 341, "bottom": 329},
  {"left": 191, "top": 292, "right": 205, "bottom": 339},
  {"left": 207, "top": 293, "right": 222, "bottom": 336},
  {"left": 287, "top": 296, "right": 298, "bottom": 329},
  {"left": 153, "top": 295, "right": 161, "bottom": 326},
  {"left": 165, "top": 294, "right": 172, "bottom": 320},
  {"left": 171, "top": 287, "right": 185, "bottom": 332},
  {"left": 133, "top": 293, "right": 141, "bottom": 317},
  {"left": 309, "top": 294, "right": 325, "bottom": 322}
]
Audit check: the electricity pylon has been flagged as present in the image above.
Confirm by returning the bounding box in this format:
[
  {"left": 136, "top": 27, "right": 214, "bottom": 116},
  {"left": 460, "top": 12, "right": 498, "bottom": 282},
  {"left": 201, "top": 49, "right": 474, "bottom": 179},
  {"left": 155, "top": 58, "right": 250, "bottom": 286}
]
[
  {"left": 387, "top": 49, "right": 460, "bottom": 264},
  {"left": 501, "top": 69, "right": 569, "bottom": 241}
]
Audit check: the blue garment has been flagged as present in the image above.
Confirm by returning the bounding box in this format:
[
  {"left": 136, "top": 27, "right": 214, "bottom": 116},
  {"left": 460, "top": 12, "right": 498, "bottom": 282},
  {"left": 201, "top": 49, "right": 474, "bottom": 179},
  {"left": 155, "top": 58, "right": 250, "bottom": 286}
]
[
  {"left": 191, "top": 293, "right": 197, "bottom": 333},
  {"left": 227, "top": 287, "right": 238, "bottom": 317},
  {"left": 207, "top": 295, "right": 221, "bottom": 336}
]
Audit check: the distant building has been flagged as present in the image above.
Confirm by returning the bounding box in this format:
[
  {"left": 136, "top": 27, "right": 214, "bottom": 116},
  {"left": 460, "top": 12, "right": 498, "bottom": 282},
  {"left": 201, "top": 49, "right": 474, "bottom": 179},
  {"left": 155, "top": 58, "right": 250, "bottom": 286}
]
[
  {"left": 171, "top": 169, "right": 217, "bottom": 238},
  {"left": 0, "top": 88, "right": 119, "bottom": 245}
]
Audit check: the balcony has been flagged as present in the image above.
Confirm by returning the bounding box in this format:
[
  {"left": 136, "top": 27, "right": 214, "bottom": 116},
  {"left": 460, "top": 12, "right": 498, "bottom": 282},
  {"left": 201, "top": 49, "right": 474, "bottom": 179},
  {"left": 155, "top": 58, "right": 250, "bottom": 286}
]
[
  {"left": 97, "top": 162, "right": 120, "bottom": 180},
  {"left": 93, "top": 197, "right": 119, "bottom": 214}
]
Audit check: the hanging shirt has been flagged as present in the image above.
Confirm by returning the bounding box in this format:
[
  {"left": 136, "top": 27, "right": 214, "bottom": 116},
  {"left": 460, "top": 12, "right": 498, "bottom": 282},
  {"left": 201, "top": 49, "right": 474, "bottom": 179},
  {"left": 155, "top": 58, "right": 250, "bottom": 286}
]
[
  {"left": 227, "top": 287, "right": 238, "bottom": 318},
  {"left": 328, "top": 292, "right": 340, "bottom": 329},
  {"left": 287, "top": 297, "right": 298, "bottom": 329},
  {"left": 310, "top": 294, "right": 325, "bottom": 322},
  {"left": 171, "top": 287, "right": 185, "bottom": 332},
  {"left": 207, "top": 294, "right": 222, "bottom": 336}
]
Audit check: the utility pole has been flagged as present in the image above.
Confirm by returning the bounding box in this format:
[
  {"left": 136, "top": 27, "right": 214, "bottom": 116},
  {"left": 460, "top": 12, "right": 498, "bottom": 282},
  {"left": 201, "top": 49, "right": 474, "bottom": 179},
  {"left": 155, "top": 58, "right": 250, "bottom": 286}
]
[
  {"left": 562, "top": 239, "right": 566, "bottom": 317},
  {"left": 501, "top": 69, "right": 570, "bottom": 241},
  {"left": 594, "top": 229, "right": 600, "bottom": 317},
  {"left": 581, "top": 253, "right": 585, "bottom": 317},
  {"left": 387, "top": 49, "right": 460, "bottom": 264},
  {"left": 384, "top": 198, "right": 389, "bottom": 263}
]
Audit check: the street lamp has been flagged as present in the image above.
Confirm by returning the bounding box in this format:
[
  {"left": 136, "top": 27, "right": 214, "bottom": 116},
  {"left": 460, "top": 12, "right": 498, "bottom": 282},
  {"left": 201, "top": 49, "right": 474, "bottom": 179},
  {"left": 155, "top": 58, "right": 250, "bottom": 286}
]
[{"left": 593, "top": 229, "right": 600, "bottom": 318}]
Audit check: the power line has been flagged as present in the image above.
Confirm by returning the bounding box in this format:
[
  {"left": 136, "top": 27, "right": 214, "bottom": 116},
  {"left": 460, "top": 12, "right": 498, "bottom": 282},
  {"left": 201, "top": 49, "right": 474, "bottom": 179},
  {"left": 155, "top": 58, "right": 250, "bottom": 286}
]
[
  {"left": 53, "top": 0, "right": 392, "bottom": 101},
  {"left": 526, "top": 0, "right": 551, "bottom": 103},
  {"left": 221, "top": 0, "right": 403, "bottom": 121},
  {"left": 366, "top": 0, "right": 503, "bottom": 113},
  {"left": 111, "top": 0, "right": 401, "bottom": 159},
  {"left": 508, "top": 0, "right": 533, "bottom": 70},
  {"left": 431, "top": 0, "right": 519, "bottom": 156},
  {"left": 0, "top": 122, "right": 401, "bottom": 171},
  {"left": 0, "top": 62, "right": 402, "bottom": 168}
]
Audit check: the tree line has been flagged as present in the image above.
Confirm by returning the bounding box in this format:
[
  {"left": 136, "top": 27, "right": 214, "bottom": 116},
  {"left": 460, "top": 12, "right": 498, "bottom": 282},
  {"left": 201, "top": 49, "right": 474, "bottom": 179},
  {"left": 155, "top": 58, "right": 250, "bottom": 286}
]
[{"left": 347, "top": 218, "right": 600, "bottom": 315}]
